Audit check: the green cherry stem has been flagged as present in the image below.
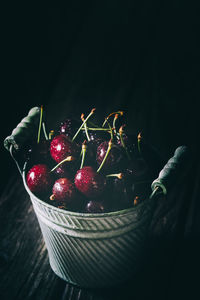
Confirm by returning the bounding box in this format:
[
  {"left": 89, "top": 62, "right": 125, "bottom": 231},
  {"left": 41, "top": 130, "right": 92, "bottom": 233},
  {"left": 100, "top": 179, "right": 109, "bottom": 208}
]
[
  {"left": 112, "top": 114, "right": 119, "bottom": 136},
  {"left": 105, "top": 119, "right": 113, "bottom": 141},
  {"left": 119, "top": 125, "right": 131, "bottom": 160},
  {"left": 72, "top": 108, "right": 96, "bottom": 142},
  {"left": 106, "top": 173, "right": 123, "bottom": 179},
  {"left": 81, "top": 113, "right": 90, "bottom": 142},
  {"left": 42, "top": 122, "right": 49, "bottom": 140},
  {"left": 37, "top": 105, "right": 43, "bottom": 144},
  {"left": 102, "top": 111, "right": 123, "bottom": 127},
  {"left": 97, "top": 139, "right": 112, "bottom": 173},
  {"left": 80, "top": 127, "right": 110, "bottom": 131},
  {"left": 50, "top": 156, "right": 74, "bottom": 172},
  {"left": 80, "top": 141, "right": 87, "bottom": 169}
]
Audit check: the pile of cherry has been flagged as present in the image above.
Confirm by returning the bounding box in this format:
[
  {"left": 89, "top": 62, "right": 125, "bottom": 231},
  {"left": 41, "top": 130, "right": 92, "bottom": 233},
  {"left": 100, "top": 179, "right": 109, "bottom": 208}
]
[{"left": 25, "top": 108, "right": 162, "bottom": 213}]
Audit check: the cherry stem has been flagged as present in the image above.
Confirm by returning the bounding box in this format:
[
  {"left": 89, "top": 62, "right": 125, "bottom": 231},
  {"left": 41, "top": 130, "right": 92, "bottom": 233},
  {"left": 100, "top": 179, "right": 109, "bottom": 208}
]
[
  {"left": 97, "top": 139, "right": 112, "bottom": 173},
  {"left": 81, "top": 113, "right": 90, "bottom": 142},
  {"left": 106, "top": 173, "right": 123, "bottom": 179},
  {"left": 137, "top": 132, "right": 142, "bottom": 154},
  {"left": 80, "top": 141, "right": 87, "bottom": 169},
  {"left": 50, "top": 194, "right": 55, "bottom": 201},
  {"left": 104, "top": 119, "right": 113, "bottom": 140},
  {"left": 119, "top": 125, "right": 131, "bottom": 160},
  {"left": 80, "top": 127, "right": 110, "bottom": 131},
  {"left": 42, "top": 122, "right": 49, "bottom": 140},
  {"left": 134, "top": 196, "right": 139, "bottom": 205},
  {"left": 112, "top": 114, "right": 118, "bottom": 136},
  {"left": 102, "top": 111, "right": 123, "bottom": 127},
  {"left": 37, "top": 105, "right": 43, "bottom": 144},
  {"left": 72, "top": 108, "right": 96, "bottom": 142},
  {"left": 49, "top": 130, "right": 54, "bottom": 140},
  {"left": 50, "top": 156, "right": 74, "bottom": 172}
]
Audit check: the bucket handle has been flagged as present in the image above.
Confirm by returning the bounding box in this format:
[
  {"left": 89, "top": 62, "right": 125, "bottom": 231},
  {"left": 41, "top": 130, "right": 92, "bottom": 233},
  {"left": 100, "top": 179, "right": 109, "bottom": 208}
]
[
  {"left": 4, "top": 106, "right": 41, "bottom": 175},
  {"left": 150, "top": 145, "right": 190, "bottom": 198}
]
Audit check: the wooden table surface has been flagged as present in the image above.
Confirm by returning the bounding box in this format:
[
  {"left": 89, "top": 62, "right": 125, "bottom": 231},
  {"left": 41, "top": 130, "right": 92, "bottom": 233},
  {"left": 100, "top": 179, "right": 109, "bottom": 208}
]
[{"left": 1, "top": 2, "right": 200, "bottom": 299}]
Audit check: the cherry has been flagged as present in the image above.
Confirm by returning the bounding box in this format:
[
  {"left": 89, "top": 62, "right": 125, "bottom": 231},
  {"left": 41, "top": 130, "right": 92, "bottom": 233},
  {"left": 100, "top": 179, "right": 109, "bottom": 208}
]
[
  {"left": 26, "top": 140, "right": 51, "bottom": 164},
  {"left": 26, "top": 164, "right": 53, "bottom": 195},
  {"left": 83, "top": 138, "right": 104, "bottom": 167},
  {"left": 50, "top": 178, "right": 77, "bottom": 203},
  {"left": 59, "top": 119, "right": 79, "bottom": 138},
  {"left": 83, "top": 130, "right": 109, "bottom": 143},
  {"left": 117, "top": 132, "right": 138, "bottom": 159},
  {"left": 131, "top": 181, "right": 152, "bottom": 202},
  {"left": 85, "top": 200, "right": 105, "bottom": 213},
  {"left": 106, "top": 173, "right": 134, "bottom": 210},
  {"left": 96, "top": 140, "right": 125, "bottom": 172},
  {"left": 50, "top": 134, "right": 78, "bottom": 163},
  {"left": 74, "top": 166, "right": 106, "bottom": 198},
  {"left": 126, "top": 158, "right": 148, "bottom": 179},
  {"left": 52, "top": 164, "right": 72, "bottom": 179}
]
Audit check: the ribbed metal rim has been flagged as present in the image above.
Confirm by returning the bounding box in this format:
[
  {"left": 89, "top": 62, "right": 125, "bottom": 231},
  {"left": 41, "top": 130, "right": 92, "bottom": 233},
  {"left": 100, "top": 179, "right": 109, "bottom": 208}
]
[{"left": 22, "top": 162, "right": 152, "bottom": 218}]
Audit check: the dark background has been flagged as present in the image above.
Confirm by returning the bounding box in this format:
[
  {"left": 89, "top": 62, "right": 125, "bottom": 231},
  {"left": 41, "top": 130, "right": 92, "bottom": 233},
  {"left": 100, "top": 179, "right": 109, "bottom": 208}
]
[
  {"left": 1, "top": 2, "right": 200, "bottom": 298},
  {"left": 2, "top": 2, "right": 199, "bottom": 156}
]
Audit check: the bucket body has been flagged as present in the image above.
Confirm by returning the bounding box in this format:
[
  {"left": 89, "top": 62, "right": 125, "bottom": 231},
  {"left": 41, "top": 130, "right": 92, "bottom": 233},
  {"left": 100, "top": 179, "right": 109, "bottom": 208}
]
[{"left": 23, "top": 170, "right": 154, "bottom": 288}]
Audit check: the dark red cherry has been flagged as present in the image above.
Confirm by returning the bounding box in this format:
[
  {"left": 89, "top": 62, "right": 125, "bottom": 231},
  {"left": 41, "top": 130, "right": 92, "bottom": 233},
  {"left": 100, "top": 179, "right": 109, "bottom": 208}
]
[
  {"left": 126, "top": 158, "right": 148, "bottom": 179},
  {"left": 51, "top": 178, "right": 77, "bottom": 203},
  {"left": 96, "top": 141, "right": 124, "bottom": 172},
  {"left": 59, "top": 119, "right": 79, "bottom": 138},
  {"left": 83, "top": 130, "right": 109, "bottom": 143},
  {"left": 25, "top": 140, "right": 51, "bottom": 163},
  {"left": 85, "top": 201, "right": 105, "bottom": 213},
  {"left": 52, "top": 164, "right": 72, "bottom": 179},
  {"left": 50, "top": 134, "right": 78, "bottom": 163},
  {"left": 84, "top": 138, "right": 104, "bottom": 166},
  {"left": 106, "top": 174, "right": 133, "bottom": 210},
  {"left": 26, "top": 164, "right": 52, "bottom": 195},
  {"left": 117, "top": 133, "right": 138, "bottom": 158},
  {"left": 74, "top": 166, "right": 106, "bottom": 198}
]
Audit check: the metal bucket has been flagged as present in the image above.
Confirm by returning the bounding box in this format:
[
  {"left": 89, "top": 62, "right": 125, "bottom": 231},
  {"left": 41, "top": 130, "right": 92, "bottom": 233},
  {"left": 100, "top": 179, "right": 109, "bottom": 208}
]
[
  {"left": 22, "top": 162, "right": 154, "bottom": 287},
  {"left": 4, "top": 107, "right": 189, "bottom": 288}
]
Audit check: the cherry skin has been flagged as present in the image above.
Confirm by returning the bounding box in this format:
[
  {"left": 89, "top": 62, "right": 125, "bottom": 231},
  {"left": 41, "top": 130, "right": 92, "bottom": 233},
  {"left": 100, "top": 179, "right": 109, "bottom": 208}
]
[
  {"left": 96, "top": 141, "right": 125, "bottom": 172},
  {"left": 126, "top": 158, "right": 148, "bottom": 179},
  {"left": 25, "top": 140, "right": 51, "bottom": 163},
  {"left": 85, "top": 200, "right": 105, "bottom": 213},
  {"left": 51, "top": 178, "right": 77, "bottom": 203},
  {"left": 26, "top": 164, "right": 52, "bottom": 195},
  {"left": 50, "top": 134, "right": 78, "bottom": 163},
  {"left": 106, "top": 174, "right": 133, "bottom": 210},
  {"left": 74, "top": 166, "right": 106, "bottom": 198},
  {"left": 59, "top": 119, "right": 79, "bottom": 138},
  {"left": 52, "top": 164, "right": 72, "bottom": 179},
  {"left": 117, "top": 133, "right": 138, "bottom": 158}
]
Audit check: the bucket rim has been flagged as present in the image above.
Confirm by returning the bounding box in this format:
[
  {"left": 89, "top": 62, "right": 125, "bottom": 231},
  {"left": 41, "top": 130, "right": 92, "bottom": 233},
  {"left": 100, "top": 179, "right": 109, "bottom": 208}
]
[{"left": 22, "top": 162, "right": 152, "bottom": 218}]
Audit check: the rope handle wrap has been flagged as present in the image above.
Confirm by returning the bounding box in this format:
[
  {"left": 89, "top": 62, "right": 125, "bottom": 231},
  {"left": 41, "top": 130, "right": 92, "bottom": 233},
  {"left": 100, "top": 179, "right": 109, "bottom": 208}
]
[
  {"left": 151, "top": 146, "right": 189, "bottom": 195},
  {"left": 4, "top": 107, "right": 40, "bottom": 151}
]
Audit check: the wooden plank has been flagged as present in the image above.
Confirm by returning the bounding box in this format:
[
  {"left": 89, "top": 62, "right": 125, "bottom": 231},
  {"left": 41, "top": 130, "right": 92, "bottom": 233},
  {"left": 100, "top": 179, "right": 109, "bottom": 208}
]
[{"left": 0, "top": 173, "right": 66, "bottom": 300}]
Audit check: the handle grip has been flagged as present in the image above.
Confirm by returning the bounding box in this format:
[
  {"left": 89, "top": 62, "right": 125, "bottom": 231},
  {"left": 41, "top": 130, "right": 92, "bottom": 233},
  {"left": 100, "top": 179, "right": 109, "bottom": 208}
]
[
  {"left": 151, "top": 146, "right": 189, "bottom": 195},
  {"left": 4, "top": 107, "right": 40, "bottom": 151}
]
